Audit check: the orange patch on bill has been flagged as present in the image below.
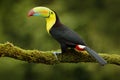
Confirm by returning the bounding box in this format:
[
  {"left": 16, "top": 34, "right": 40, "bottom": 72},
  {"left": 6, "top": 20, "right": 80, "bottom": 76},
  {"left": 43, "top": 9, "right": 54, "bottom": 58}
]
[{"left": 41, "top": 10, "right": 48, "bottom": 14}]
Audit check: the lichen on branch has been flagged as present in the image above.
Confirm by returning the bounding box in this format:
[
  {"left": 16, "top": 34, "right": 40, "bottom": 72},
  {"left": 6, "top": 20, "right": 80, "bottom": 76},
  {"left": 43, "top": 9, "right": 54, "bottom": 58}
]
[{"left": 0, "top": 42, "right": 120, "bottom": 65}]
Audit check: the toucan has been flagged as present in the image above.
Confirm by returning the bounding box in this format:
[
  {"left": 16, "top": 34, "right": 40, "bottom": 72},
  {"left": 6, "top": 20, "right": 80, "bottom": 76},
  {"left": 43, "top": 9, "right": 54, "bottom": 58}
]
[{"left": 28, "top": 7, "right": 107, "bottom": 65}]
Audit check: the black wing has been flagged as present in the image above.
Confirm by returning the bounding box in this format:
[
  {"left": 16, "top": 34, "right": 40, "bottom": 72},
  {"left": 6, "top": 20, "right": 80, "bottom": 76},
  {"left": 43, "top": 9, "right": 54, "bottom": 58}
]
[{"left": 50, "top": 25, "right": 86, "bottom": 46}]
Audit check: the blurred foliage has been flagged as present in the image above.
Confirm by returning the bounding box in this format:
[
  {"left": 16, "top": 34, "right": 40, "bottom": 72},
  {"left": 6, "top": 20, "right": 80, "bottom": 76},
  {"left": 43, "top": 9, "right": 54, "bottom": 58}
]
[
  {"left": 0, "top": 0, "right": 120, "bottom": 52},
  {"left": 0, "top": 58, "right": 120, "bottom": 80},
  {"left": 0, "top": 0, "right": 120, "bottom": 80}
]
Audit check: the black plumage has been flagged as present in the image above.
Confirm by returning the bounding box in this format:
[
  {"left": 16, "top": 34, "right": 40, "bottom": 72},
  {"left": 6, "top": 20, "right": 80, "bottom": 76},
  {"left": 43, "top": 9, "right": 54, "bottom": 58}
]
[
  {"left": 50, "top": 13, "right": 86, "bottom": 53},
  {"left": 50, "top": 13, "right": 107, "bottom": 65},
  {"left": 28, "top": 7, "right": 107, "bottom": 65}
]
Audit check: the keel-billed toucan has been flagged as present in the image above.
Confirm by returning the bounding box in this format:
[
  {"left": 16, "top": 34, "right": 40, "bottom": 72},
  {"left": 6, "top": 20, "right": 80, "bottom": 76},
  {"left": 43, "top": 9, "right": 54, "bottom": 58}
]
[{"left": 28, "top": 7, "right": 107, "bottom": 65}]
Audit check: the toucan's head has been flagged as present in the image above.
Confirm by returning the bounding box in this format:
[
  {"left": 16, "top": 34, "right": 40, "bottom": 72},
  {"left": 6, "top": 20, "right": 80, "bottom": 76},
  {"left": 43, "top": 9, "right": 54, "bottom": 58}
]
[
  {"left": 28, "top": 7, "right": 57, "bottom": 33},
  {"left": 28, "top": 7, "right": 54, "bottom": 18}
]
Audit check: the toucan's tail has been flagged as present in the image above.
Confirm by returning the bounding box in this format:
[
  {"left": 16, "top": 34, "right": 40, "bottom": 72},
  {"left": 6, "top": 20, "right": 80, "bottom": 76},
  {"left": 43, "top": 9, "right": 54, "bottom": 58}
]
[
  {"left": 84, "top": 46, "right": 107, "bottom": 65},
  {"left": 75, "top": 45, "right": 107, "bottom": 65}
]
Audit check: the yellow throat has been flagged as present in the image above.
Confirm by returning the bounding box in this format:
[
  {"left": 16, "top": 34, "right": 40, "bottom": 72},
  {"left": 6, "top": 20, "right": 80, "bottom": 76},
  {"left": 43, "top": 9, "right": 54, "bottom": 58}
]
[{"left": 45, "top": 12, "right": 56, "bottom": 34}]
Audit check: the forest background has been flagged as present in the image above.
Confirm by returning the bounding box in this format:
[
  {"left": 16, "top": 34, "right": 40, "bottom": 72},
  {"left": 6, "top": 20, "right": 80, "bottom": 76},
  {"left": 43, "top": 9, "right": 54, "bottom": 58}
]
[{"left": 0, "top": 0, "right": 120, "bottom": 80}]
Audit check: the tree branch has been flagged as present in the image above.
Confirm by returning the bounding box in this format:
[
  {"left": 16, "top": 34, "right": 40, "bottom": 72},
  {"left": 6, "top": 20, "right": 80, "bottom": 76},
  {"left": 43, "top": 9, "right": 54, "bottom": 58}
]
[{"left": 0, "top": 42, "right": 120, "bottom": 65}]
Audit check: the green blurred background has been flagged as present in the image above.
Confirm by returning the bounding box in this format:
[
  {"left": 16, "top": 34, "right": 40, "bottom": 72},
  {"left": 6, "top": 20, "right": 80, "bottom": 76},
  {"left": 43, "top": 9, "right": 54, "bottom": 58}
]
[{"left": 0, "top": 0, "right": 120, "bottom": 80}]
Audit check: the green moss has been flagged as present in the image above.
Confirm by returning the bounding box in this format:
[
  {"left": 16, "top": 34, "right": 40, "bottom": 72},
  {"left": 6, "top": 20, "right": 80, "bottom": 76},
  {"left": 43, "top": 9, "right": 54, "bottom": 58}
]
[
  {"left": 0, "top": 42, "right": 57, "bottom": 64},
  {"left": 0, "top": 42, "right": 120, "bottom": 65}
]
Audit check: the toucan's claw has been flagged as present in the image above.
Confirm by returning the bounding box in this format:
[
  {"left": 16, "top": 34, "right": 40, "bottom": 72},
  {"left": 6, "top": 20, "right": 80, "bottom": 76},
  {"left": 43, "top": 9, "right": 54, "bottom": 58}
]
[{"left": 53, "top": 52, "right": 61, "bottom": 60}]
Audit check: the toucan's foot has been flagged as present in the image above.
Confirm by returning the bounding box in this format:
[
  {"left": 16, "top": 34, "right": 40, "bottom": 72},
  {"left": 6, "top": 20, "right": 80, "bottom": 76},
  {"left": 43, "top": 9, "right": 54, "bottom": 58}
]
[{"left": 53, "top": 52, "right": 61, "bottom": 60}]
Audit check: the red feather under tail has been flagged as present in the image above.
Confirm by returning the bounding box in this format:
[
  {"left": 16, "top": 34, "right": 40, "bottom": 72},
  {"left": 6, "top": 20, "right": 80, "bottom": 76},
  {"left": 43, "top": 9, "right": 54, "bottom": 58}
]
[{"left": 75, "top": 45, "right": 86, "bottom": 51}]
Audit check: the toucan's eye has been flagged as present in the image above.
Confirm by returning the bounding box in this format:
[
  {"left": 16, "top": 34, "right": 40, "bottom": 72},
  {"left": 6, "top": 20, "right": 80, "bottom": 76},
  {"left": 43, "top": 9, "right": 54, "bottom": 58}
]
[{"left": 50, "top": 12, "right": 53, "bottom": 14}]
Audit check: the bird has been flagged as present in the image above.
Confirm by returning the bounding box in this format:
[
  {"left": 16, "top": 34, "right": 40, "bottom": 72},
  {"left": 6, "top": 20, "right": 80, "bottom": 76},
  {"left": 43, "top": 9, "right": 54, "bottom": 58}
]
[{"left": 28, "top": 6, "right": 107, "bottom": 65}]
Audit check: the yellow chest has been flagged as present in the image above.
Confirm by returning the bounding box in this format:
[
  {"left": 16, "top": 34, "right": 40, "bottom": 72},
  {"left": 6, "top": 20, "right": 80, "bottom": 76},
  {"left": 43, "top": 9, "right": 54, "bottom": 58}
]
[{"left": 46, "top": 13, "right": 56, "bottom": 34}]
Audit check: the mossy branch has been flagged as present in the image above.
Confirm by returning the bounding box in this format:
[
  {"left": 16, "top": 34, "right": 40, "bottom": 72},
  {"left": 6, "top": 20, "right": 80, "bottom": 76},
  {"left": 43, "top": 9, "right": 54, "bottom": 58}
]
[{"left": 0, "top": 42, "right": 120, "bottom": 65}]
